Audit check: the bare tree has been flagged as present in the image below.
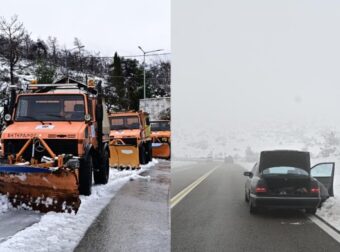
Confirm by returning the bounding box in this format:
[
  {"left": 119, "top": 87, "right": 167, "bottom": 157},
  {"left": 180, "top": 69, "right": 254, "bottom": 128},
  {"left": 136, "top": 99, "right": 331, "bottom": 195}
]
[
  {"left": 0, "top": 15, "right": 27, "bottom": 85},
  {"left": 73, "top": 37, "right": 85, "bottom": 72},
  {"left": 47, "top": 36, "right": 59, "bottom": 64}
]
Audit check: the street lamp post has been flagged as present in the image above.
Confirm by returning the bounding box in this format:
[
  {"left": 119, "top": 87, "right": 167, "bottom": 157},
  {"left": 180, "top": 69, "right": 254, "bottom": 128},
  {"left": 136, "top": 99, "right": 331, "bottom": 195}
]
[{"left": 138, "top": 46, "right": 163, "bottom": 99}]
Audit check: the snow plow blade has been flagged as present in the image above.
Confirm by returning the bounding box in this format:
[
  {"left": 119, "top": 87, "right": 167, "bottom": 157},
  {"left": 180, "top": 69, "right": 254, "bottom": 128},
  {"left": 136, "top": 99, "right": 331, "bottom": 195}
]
[
  {"left": 109, "top": 145, "right": 140, "bottom": 169},
  {"left": 0, "top": 166, "right": 80, "bottom": 213},
  {"left": 152, "top": 143, "right": 170, "bottom": 159}
]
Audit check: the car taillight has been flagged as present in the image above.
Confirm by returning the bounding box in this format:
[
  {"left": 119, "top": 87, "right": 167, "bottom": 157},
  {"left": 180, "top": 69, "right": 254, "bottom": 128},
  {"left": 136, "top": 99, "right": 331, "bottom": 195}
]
[
  {"left": 255, "top": 186, "right": 267, "bottom": 193},
  {"left": 311, "top": 187, "right": 320, "bottom": 193}
]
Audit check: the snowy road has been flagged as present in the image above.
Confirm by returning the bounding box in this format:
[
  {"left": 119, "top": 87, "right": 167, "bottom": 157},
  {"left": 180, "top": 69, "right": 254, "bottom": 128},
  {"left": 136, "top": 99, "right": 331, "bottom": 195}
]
[
  {"left": 171, "top": 161, "right": 340, "bottom": 251},
  {"left": 0, "top": 160, "right": 163, "bottom": 252}
]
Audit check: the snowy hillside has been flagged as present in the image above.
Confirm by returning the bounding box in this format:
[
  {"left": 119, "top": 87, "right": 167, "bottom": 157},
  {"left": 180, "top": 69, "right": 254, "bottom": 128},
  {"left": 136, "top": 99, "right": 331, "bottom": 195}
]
[{"left": 0, "top": 58, "right": 106, "bottom": 89}]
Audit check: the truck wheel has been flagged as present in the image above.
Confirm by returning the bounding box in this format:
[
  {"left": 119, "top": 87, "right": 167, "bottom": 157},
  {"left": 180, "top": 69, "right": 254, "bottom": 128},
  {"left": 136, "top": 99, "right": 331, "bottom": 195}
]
[
  {"left": 79, "top": 154, "right": 93, "bottom": 196},
  {"left": 94, "top": 150, "right": 110, "bottom": 184},
  {"left": 147, "top": 142, "right": 152, "bottom": 162},
  {"left": 139, "top": 145, "right": 146, "bottom": 165}
]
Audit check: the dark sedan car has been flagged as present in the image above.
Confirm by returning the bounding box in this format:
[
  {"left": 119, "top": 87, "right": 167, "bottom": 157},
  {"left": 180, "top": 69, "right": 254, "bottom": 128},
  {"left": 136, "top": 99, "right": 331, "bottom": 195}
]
[{"left": 244, "top": 150, "right": 335, "bottom": 214}]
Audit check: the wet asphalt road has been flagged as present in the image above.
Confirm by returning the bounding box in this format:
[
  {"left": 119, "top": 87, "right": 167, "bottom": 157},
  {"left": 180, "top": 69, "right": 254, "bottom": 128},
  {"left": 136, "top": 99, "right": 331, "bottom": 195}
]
[
  {"left": 171, "top": 161, "right": 340, "bottom": 252},
  {"left": 75, "top": 160, "right": 170, "bottom": 252}
]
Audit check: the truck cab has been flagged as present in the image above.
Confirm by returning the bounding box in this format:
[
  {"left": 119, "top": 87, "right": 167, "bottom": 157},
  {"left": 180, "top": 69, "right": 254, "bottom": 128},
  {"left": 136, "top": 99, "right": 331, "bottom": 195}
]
[
  {"left": 0, "top": 78, "right": 110, "bottom": 212},
  {"left": 108, "top": 111, "right": 152, "bottom": 168}
]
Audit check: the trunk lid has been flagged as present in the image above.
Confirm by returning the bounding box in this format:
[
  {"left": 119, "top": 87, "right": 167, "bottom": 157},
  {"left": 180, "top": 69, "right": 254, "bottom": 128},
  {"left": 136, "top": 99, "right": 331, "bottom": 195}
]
[{"left": 259, "top": 150, "right": 310, "bottom": 173}]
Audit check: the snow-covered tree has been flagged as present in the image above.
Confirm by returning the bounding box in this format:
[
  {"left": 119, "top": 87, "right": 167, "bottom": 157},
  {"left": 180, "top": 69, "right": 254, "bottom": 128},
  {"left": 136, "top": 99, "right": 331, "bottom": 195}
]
[{"left": 0, "top": 15, "right": 27, "bottom": 86}]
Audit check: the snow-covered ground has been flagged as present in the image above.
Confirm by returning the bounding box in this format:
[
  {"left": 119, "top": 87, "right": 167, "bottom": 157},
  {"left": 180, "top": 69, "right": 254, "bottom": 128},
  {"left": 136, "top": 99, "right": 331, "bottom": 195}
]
[
  {"left": 0, "top": 160, "right": 157, "bottom": 252},
  {"left": 173, "top": 119, "right": 340, "bottom": 230}
]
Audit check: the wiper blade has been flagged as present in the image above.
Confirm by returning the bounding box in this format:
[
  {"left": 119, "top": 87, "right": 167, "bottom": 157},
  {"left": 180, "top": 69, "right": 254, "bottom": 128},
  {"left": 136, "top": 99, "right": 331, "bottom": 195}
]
[
  {"left": 45, "top": 114, "right": 72, "bottom": 124},
  {"left": 45, "top": 114, "right": 63, "bottom": 118},
  {"left": 17, "top": 116, "right": 44, "bottom": 124}
]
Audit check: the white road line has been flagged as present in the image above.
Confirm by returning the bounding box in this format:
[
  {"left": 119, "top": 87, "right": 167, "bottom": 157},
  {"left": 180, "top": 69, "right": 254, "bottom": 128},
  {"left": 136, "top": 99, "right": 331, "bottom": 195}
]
[
  {"left": 170, "top": 164, "right": 221, "bottom": 209},
  {"left": 309, "top": 215, "right": 340, "bottom": 244}
]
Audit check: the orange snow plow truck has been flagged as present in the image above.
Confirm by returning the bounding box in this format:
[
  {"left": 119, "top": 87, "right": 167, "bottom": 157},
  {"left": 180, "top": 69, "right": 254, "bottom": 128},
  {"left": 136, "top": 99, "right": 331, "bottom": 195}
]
[
  {"left": 108, "top": 111, "right": 152, "bottom": 169},
  {"left": 151, "top": 120, "right": 171, "bottom": 159},
  {"left": 0, "top": 78, "right": 110, "bottom": 213}
]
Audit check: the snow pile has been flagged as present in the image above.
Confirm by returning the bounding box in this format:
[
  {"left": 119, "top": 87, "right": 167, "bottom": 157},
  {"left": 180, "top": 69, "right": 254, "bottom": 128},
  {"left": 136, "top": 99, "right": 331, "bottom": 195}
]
[{"left": 0, "top": 160, "right": 156, "bottom": 252}]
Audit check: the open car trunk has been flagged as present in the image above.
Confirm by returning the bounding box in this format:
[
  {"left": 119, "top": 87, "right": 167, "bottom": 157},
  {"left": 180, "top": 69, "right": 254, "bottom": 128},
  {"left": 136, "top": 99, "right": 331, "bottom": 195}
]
[
  {"left": 259, "top": 150, "right": 310, "bottom": 173},
  {"left": 262, "top": 175, "right": 312, "bottom": 197}
]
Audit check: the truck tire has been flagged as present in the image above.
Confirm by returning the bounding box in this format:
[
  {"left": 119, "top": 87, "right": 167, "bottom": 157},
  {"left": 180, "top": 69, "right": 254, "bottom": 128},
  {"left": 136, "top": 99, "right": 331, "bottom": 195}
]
[
  {"left": 79, "top": 154, "right": 93, "bottom": 196},
  {"left": 146, "top": 141, "right": 152, "bottom": 162},
  {"left": 139, "top": 145, "right": 146, "bottom": 165},
  {"left": 94, "top": 149, "right": 110, "bottom": 184}
]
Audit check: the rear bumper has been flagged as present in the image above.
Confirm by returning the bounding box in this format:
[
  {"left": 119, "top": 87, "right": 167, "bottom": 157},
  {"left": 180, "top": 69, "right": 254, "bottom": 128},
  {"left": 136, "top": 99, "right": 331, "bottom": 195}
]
[{"left": 250, "top": 194, "right": 321, "bottom": 209}]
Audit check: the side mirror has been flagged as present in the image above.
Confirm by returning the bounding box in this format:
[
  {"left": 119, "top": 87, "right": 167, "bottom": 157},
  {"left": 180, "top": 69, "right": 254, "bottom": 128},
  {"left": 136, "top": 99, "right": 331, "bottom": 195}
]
[
  {"left": 243, "top": 171, "right": 253, "bottom": 177},
  {"left": 84, "top": 114, "right": 92, "bottom": 123}
]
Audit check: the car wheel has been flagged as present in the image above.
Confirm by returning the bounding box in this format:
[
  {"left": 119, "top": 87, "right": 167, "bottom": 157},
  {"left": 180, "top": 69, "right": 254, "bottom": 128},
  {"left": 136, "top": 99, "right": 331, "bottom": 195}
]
[
  {"left": 245, "top": 191, "right": 249, "bottom": 202},
  {"left": 306, "top": 208, "right": 317, "bottom": 214},
  {"left": 249, "top": 201, "right": 257, "bottom": 214}
]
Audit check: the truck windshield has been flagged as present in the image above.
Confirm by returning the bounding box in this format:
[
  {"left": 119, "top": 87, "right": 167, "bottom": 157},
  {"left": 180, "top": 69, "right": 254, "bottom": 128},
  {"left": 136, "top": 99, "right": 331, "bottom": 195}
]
[
  {"left": 110, "top": 116, "right": 139, "bottom": 130},
  {"left": 151, "top": 121, "right": 170, "bottom": 131},
  {"left": 15, "top": 95, "right": 85, "bottom": 122}
]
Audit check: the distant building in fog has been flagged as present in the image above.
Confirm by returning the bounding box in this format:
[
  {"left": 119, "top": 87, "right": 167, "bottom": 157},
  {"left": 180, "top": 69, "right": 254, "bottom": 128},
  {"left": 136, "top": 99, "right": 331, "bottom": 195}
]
[{"left": 139, "top": 97, "right": 170, "bottom": 121}]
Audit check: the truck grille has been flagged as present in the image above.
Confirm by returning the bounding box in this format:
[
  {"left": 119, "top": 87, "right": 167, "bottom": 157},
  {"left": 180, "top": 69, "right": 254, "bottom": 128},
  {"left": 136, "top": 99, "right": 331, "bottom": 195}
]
[{"left": 3, "top": 139, "right": 78, "bottom": 161}]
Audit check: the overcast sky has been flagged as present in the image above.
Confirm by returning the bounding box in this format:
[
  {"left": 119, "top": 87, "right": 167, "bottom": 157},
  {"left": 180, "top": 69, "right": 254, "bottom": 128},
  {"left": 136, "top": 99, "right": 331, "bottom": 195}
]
[
  {"left": 0, "top": 0, "right": 170, "bottom": 56},
  {"left": 173, "top": 0, "right": 340, "bottom": 130}
]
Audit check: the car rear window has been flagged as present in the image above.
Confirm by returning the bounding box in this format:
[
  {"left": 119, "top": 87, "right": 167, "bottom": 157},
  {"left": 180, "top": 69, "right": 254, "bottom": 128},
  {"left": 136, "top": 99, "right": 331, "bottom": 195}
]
[{"left": 262, "top": 166, "right": 309, "bottom": 176}]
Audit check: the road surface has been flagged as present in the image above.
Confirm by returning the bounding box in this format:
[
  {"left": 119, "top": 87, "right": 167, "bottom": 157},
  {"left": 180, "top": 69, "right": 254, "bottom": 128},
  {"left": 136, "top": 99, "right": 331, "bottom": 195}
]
[
  {"left": 75, "top": 159, "right": 170, "bottom": 252},
  {"left": 171, "top": 161, "right": 340, "bottom": 252}
]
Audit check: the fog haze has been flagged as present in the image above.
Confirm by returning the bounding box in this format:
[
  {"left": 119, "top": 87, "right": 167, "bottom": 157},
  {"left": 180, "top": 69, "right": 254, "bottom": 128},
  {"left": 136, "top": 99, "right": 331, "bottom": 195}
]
[{"left": 173, "top": 0, "right": 340, "bottom": 131}]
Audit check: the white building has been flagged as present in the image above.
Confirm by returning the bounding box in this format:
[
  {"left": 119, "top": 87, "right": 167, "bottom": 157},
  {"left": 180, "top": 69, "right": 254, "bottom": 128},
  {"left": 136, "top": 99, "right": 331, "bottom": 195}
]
[{"left": 139, "top": 97, "right": 170, "bottom": 121}]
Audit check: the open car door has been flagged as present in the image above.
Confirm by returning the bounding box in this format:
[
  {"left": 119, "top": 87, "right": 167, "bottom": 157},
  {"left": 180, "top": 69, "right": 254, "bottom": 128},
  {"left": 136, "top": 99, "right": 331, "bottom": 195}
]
[{"left": 311, "top": 162, "right": 335, "bottom": 197}]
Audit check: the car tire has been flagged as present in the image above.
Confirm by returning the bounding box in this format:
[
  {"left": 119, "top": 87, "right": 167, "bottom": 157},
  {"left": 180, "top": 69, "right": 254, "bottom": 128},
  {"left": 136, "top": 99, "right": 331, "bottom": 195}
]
[
  {"left": 94, "top": 149, "right": 110, "bottom": 184},
  {"left": 79, "top": 154, "right": 93, "bottom": 196},
  {"left": 245, "top": 191, "right": 249, "bottom": 202},
  {"left": 249, "top": 201, "right": 257, "bottom": 214},
  {"left": 306, "top": 208, "right": 317, "bottom": 214}
]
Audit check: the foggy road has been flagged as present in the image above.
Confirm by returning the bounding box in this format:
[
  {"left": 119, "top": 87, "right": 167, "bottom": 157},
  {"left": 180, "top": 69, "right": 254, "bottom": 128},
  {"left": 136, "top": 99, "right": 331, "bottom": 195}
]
[
  {"left": 171, "top": 161, "right": 340, "bottom": 252},
  {"left": 75, "top": 160, "right": 170, "bottom": 252}
]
